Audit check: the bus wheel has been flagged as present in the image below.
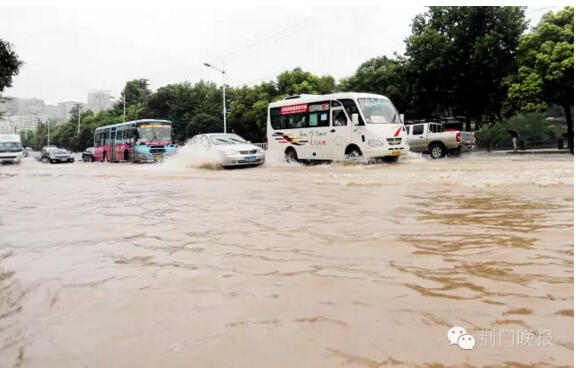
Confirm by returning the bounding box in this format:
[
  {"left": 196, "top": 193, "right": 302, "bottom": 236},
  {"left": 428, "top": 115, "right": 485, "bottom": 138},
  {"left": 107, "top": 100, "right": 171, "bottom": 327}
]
[
  {"left": 123, "top": 150, "right": 129, "bottom": 161},
  {"left": 345, "top": 146, "right": 362, "bottom": 160},
  {"left": 285, "top": 148, "right": 298, "bottom": 163}
]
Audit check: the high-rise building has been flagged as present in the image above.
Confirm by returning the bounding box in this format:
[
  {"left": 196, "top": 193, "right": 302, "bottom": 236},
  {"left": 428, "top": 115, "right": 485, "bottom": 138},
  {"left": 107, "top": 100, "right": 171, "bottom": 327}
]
[
  {"left": 87, "top": 90, "right": 111, "bottom": 112},
  {"left": 0, "top": 113, "right": 46, "bottom": 134}
]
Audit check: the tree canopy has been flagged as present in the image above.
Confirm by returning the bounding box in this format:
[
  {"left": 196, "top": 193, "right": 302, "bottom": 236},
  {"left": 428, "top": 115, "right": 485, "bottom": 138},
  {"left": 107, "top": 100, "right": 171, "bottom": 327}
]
[
  {"left": 404, "top": 6, "right": 527, "bottom": 128},
  {"left": 0, "top": 39, "right": 23, "bottom": 93},
  {"left": 507, "top": 6, "right": 574, "bottom": 152}
]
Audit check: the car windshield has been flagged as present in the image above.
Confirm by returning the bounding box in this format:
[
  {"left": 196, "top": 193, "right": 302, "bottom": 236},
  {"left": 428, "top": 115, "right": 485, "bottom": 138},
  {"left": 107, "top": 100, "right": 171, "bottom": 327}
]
[
  {"left": 209, "top": 134, "right": 247, "bottom": 145},
  {"left": 357, "top": 98, "right": 400, "bottom": 124},
  {"left": 136, "top": 124, "right": 172, "bottom": 142},
  {"left": 0, "top": 142, "right": 22, "bottom": 152},
  {"left": 56, "top": 149, "right": 68, "bottom": 154}
]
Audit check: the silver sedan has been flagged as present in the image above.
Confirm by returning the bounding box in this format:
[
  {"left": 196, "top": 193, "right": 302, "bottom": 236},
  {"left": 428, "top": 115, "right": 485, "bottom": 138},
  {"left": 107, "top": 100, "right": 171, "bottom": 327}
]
[{"left": 189, "top": 133, "right": 265, "bottom": 167}]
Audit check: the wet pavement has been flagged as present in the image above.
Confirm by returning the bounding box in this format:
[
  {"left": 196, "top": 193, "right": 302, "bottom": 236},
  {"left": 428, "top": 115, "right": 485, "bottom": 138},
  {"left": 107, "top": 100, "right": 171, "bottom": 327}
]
[{"left": 0, "top": 152, "right": 573, "bottom": 367}]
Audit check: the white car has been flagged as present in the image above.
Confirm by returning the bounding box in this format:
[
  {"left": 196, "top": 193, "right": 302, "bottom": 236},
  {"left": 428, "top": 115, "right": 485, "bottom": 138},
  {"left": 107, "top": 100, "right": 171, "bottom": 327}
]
[{"left": 189, "top": 133, "right": 265, "bottom": 167}]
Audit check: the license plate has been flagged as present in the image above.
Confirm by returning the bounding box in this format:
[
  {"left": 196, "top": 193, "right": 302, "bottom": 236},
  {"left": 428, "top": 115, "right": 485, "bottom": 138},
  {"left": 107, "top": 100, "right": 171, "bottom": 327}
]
[
  {"left": 153, "top": 154, "right": 162, "bottom": 161},
  {"left": 390, "top": 151, "right": 401, "bottom": 156},
  {"left": 245, "top": 156, "right": 257, "bottom": 162}
]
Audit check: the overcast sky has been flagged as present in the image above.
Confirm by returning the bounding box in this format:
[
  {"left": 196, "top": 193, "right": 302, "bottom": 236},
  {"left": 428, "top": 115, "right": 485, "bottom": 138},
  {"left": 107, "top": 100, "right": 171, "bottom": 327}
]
[{"left": 0, "top": 5, "right": 562, "bottom": 105}]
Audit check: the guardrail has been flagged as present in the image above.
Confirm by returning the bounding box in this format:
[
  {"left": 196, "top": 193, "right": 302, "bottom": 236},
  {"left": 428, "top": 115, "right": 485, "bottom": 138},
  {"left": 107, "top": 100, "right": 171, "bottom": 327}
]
[{"left": 254, "top": 143, "right": 267, "bottom": 151}]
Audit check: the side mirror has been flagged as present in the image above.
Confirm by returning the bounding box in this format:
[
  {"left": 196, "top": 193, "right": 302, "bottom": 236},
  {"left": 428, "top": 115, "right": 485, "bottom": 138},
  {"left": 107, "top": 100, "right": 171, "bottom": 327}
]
[
  {"left": 400, "top": 114, "right": 405, "bottom": 123},
  {"left": 352, "top": 113, "right": 360, "bottom": 126}
]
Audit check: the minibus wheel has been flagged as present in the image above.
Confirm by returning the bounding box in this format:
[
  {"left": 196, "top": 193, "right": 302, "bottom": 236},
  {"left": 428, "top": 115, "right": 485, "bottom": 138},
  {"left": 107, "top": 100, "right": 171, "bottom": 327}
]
[
  {"left": 285, "top": 148, "right": 298, "bottom": 163},
  {"left": 345, "top": 146, "right": 362, "bottom": 160}
]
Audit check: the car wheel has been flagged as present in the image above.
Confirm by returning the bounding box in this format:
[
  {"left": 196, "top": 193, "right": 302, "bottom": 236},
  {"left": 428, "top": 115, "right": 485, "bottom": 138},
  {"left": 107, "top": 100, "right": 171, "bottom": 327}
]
[
  {"left": 285, "top": 148, "right": 298, "bottom": 163},
  {"left": 430, "top": 143, "right": 446, "bottom": 159},
  {"left": 91, "top": 156, "right": 95, "bottom": 162}
]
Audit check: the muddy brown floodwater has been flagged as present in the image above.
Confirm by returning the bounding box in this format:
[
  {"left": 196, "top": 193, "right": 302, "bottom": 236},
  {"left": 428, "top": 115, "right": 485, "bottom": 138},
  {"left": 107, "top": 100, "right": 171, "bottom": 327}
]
[{"left": 0, "top": 152, "right": 573, "bottom": 367}]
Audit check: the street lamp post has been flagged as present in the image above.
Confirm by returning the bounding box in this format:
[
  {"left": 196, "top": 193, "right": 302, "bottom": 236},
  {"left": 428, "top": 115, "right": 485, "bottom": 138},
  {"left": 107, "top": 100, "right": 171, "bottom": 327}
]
[
  {"left": 121, "top": 92, "right": 126, "bottom": 122},
  {"left": 203, "top": 63, "right": 227, "bottom": 133},
  {"left": 75, "top": 103, "right": 81, "bottom": 134}
]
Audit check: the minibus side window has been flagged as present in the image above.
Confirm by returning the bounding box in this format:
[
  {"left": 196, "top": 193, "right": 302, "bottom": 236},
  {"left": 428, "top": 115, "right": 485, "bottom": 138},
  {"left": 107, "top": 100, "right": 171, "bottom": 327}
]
[{"left": 338, "top": 99, "right": 364, "bottom": 125}]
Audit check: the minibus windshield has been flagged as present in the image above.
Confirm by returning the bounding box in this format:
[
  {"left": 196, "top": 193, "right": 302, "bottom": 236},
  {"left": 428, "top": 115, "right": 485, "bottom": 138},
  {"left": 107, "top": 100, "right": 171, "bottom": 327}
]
[{"left": 358, "top": 98, "right": 400, "bottom": 124}]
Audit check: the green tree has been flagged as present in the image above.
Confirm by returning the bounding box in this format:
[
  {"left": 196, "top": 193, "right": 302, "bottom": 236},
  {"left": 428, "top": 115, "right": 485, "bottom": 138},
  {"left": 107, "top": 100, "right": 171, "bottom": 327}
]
[
  {"left": 185, "top": 113, "right": 222, "bottom": 138},
  {"left": 405, "top": 6, "right": 527, "bottom": 128},
  {"left": 339, "top": 56, "right": 410, "bottom": 115},
  {"left": 227, "top": 81, "right": 278, "bottom": 142},
  {"left": 0, "top": 40, "right": 23, "bottom": 92},
  {"left": 276, "top": 68, "right": 336, "bottom": 96},
  {"left": 144, "top": 80, "right": 222, "bottom": 142},
  {"left": 0, "top": 40, "right": 24, "bottom": 119},
  {"left": 122, "top": 78, "right": 151, "bottom": 105},
  {"left": 506, "top": 6, "right": 574, "bottom": 153}
]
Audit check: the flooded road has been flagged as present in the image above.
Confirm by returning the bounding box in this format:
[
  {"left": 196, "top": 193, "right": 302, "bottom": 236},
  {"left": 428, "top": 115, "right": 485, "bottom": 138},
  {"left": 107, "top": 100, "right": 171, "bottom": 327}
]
[{"left": 0, "top": 152, "right": 573, "bottom": 367}]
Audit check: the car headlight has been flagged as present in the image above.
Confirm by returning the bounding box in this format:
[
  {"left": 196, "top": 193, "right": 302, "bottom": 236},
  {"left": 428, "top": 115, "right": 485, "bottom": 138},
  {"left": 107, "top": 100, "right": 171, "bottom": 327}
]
[{"left": 367, "top": 139, "right": 384, "bottom": 147}]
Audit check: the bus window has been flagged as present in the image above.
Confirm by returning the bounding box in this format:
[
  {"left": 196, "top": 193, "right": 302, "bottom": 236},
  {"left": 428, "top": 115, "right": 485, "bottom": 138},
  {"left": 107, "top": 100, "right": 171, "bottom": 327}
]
[
  {"left": 332, "top": 110, "right": 347, "bottom": 126},
  {"left": 308, "top": 112, "right": 329, "bottom": 127},
  {"left": 338, "top": 99, "right": 364, "bottom": 125}
]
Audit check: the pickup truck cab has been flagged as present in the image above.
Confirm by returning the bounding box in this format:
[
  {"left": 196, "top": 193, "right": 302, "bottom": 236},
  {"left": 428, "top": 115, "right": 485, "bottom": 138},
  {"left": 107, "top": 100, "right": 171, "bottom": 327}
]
[{"left": 406, "top": 122, "right": 476, "bottom": 159}]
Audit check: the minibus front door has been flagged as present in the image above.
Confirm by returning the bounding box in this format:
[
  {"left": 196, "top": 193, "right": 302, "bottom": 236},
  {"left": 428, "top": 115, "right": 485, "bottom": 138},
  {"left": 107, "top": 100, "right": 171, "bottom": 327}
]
[{"left": 330, "top": 104, "right": 352, "bottom": 159}]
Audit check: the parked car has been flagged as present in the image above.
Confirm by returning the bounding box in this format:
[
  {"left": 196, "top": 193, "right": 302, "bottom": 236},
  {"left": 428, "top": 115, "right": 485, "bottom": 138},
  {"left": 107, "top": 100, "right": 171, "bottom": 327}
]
[
  {"left": 189, "top": 133, "right": 265, "bottom": 168},
  {"left": 82, "top": 147, "right": 95, "bottom": 162},
  {"left": 406, "top": 122, "right": 476, "bottom": 159},
  {"left": 44, "top": 148, "right": 74, "bottom": 164}
]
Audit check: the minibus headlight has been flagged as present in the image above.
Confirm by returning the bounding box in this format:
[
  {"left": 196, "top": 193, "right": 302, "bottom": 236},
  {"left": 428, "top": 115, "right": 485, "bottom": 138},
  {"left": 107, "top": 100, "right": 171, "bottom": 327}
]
[{"left": 368, "top": 139, "right": 384, "bottom": 147}]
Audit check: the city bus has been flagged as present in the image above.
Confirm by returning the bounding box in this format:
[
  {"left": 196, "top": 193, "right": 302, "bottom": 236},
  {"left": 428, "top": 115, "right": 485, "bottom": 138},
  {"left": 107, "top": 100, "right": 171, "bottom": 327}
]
[
  {"left": 267, "top": 92, "right": 408, "bottom": 162},
  {"left": 93, "top": 119, "right": 177, "bottom": 162}
]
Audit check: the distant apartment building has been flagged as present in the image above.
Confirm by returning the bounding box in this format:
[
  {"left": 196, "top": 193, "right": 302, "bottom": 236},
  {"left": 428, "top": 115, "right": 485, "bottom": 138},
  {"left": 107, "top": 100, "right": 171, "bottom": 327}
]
[
  {"left": 87, "top": 89, "right": 111, "bottom": 112},
  {"left": 0, "top": 113, "right": 46, "bottom": 134},
  {"left": 56, "top": 101, "right": 86, "bottom": 121},
  {"left": 0, "top": 91, "right": 105, "bottom": 134}
]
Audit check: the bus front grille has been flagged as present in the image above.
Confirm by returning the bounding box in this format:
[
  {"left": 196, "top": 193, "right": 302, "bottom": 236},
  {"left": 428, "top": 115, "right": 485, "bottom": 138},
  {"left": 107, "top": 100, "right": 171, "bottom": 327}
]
[
  {"left": 386, "top": 138, "right": 402, "bottom": 146},
  {"left": 149, "top": 145, "right": 166, "bottom": 154}
]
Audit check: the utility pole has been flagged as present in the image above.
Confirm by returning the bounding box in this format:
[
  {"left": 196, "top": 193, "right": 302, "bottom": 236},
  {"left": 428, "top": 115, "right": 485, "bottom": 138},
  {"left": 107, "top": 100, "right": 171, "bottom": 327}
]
[
  {"left": 75, "top": 103, "right": 81, "bottom": 134},
  {"left": 122, "top": 92, "right": 126, "bottom": 122}
]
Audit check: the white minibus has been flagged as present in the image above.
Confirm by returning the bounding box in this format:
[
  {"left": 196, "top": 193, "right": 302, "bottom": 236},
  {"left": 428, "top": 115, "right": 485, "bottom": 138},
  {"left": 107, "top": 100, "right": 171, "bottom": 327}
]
[{"left": 267, "top": 92, "right": 408, "bottom": 162}]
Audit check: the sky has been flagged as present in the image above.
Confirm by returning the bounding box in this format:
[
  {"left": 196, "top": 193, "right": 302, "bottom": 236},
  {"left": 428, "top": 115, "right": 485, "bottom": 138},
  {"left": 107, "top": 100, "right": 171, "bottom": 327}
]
[{"left": 0, "top": 5, "right": 565, "bottom": 105}]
